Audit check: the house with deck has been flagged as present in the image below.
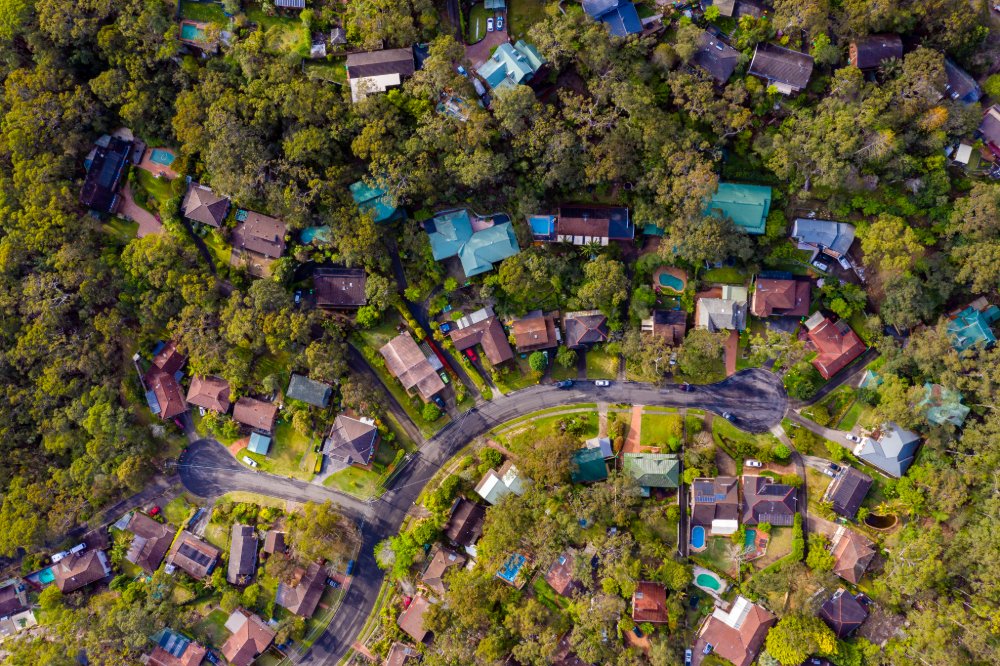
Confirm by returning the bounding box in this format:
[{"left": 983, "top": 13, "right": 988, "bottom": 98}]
[
  {"left": 221, "top": 609, "right": 275, "bottom": 666},
  {"left": 853, "top": 422, "right": 920, "bottom": 477},
  {"left": 748, "top": 43, "right": 814, "bottom": 95},
  {"left": 632, "top": 581, "right": 669, "bottom": 624}
]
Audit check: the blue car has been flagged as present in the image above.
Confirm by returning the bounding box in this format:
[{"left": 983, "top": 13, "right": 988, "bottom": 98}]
[
  {"left": 555, "top": 380, "right": 574, "bottom": 389},
  {"left": 346, "top": 560, "right": 355, "bottom": 576}
]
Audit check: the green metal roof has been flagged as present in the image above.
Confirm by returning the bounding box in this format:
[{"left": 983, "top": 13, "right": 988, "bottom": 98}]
[
  {"left": 248, "top": 432, "right": 271, "bottom": 455},
  {"left": 425, "top": 210, "right": 520, "bottom": 278},
  {"left": 475, "top": 41, "right": 545, "bottom": 91},
  {"left": 947, "top": 306, "right": 997, "bottom": 352},
  {"left": 918, "top": 383, "right": 970, "bottom": 428},
  {"left": 622, "top": 453, "right": 679, "bottom": 489},
  {"left": 705, "top": 183, "right": 772, "bottom": 235},
  {"left": 571, "top": 447, "right": 609, "bottom": 483}
]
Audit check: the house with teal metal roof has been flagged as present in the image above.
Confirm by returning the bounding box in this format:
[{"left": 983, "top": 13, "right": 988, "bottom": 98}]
[
  {"left": 571, "top": 447, "right": 609, "bottom": 483},
  {"left": 425, "top": 209, "right": 520, "bottom": 278},
  {"left": 349, "top": 179, "right": 404, "bottom": 224},
  {"left": 918, "top": 383, "right": 970, "bottom": 428},
  {"left": 705, "top": 183, "right": 772, "bottom": 235},
  {"left": 248, "top": 432, "right": 271, "bottom": 455},
  {"left": 622, "top": 453, "right": 679, "bottom": 494},
  {"left": 476, "top": 41, "right": 545, "bottom": 91},
  {"left": 947, "top": 304, "right": 999, "bottom": 352}
]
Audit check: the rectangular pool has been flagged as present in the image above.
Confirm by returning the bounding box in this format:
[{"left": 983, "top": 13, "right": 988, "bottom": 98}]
[
  {"left": 181, "top": 24, "right": 206, "bottom": 41},
  {"left": 150, "top": 148, "right": 175, "bottom": 166}
]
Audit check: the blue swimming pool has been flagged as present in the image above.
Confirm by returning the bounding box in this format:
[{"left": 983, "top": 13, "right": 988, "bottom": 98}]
[
  {"left": 149, "top": 149, "right": 175, "bottom": 166},
  {"left": 300, "top": 226, "right": 331, "bottom": 245},
  {"left": 745, "top": 528, "right": 757, "bottom": 549},
  {"left": 691, "top": 525, "right": 706, "bottom": 549},
  {"left": 658, "top": 272, "right": 684, "bottom": 291},
  {"left": 37, "top": 567, "right": 54, "bottom": 584},
  {"left": 180, "top": 23, "right": 206, "bottom": 41}
]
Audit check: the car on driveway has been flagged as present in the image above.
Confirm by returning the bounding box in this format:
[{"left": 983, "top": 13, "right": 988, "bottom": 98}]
[
  {"left": 745, "top": 459, "right": 763, "bottom": 468},
  {"left": 812, "top": 258, "right": 830, "bottom": 272},
  {"left": 440, "top": 322, "right": 452, "bottom": 333},
  {"left": 684, "top": 649, "right": 693, "bottom": 665},
  {"left": 722, "top": 411, "right": 735, "bottom": 421},
  {"left": 822, "top": 468, "right": 836, "bottom": 477},
  {"left": 487, "top": 17, "right": 494, "bottom": 31},
  {"left": 595, "top": 380, "right": 611, "bottom": 387},
  {"left": 496, "top": 15, "right": 504, "bottom": 30},
  {"left": 439, "top": 371, "right": 450, "bottom": 384},
  {"left": 828, "top": 463, "right": 841, "bottom": 472},
  {"left": 456, "top": 65, "right": 467, "bottom": 76},
  {"left": 845, "top": 434, "right": 861, "bottom": 442},
  {"left": 464, "top": 347, "right": 478, "bottom": 362},
  {"left": 432, "top": 395, "right": 446, "bottom": 409}
]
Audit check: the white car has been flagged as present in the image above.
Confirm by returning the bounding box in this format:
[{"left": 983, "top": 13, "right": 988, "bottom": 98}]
[
  {"left": 595, "top": 380, "right": 611, "bottom": 387},
  {"left": 242, "top": 456, "right": 258, "bottom": 468},
  {"left": 845, "top": 434, "right": 861, "bottom": 443},
  {"left": 487, "top": 17, "right": 494, "bottom": 32},
  {"left": 837, "top": 255, "right": 852, "bottom": 270},
  {"left": 745, "top": 459, "right": 763, "bottom": 468}
]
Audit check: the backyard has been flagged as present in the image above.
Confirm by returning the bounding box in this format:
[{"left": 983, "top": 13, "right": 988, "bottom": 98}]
[
  {"left": 639, "top": 410, "right": 683, "bottom": 451},
  {"left": 179, "top": 0, "right": 228, "bottom": 26},
  {"left": 203, "top": 229, "right": 233, "bottom": 270},
  {"left": 751, "top": 526, "right": 793, "bottom": 569},
  {"left": 691, "top": 536, "right": 738, "bottom": 578},
  {"left": 305, "top": 58, "right": 347, "bottom": 84},
  {"left": 136, "top": 169, "right": 174, "bottom": 205},
  {"left": 247, "top": 5, "right": 310, "bottom": 55},
  {"left": 496, "top": 411, "right": 598, "bottom": 454},
  {"left": 105, "top": 216, "right": 138, "bottom": 243}
]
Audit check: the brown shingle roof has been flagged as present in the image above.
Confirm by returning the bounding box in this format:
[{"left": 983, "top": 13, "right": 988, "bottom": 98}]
[
  {"left": 693, "top": 31, "right": 740, "bottom": 83},
  {"left": 806, "top": 315, "right": 866, "bottom": 379},
  {"left": 148, "top": 639, "right": 208, "bottom": 666},
  {"left": 697, "top": 597, "right": 775, "bottom": 666},
  {"left": 385, "top": 642, "right": 420, "bottom": 666},
  {"left": 314, "top": 268, "right": 367, "bottom": 309},
  {"left": 168, "top": 531, "right": 220, "bottom": 580},
  {"left": 511, "top": 311, "right": 559, "bottom": 352},
  {"left": 831, "top": 529, "right": 875, "bottom": 584},
  {"left": 125, "top": 512, "right": 175, "bottom": 573},
  {"left": 186, "top": 375, "right": 231, "bottom": 413},
  {"left": 646, "top": 310, "right": 687, "bottom": 345},
  {"left": 52, "top": 550, "right": 110, "bottom": 593},
  {"left": 848, "top": 34, "right": 902, "bottom": 69},
  {"left": 545, "top": 552, "right": 582, "bottom": 597},
  {"left": 276, "top": 562, "right": 326, "bottom": 617},
  {"left": 153, "top": 341, "right": 186, "bottom": 375},
  {"left": 749, "top": 43, "right": 814, "bottom": 91},
  {"left": 819, "top": 589, "right": 869, "bottom": 638},
  {"left": 397, "top": 595, "right": 431, "bottom": 642},
  {"left": 443, "top": 498, "right": 485, "bottom": 547},
  {"left": 183, "top": 183, "right": 230, "bottom": 227},
  {"left": 563, "top": 310, "right": 609, "bottom": 348},
  {"left": 221, "top": 609, "right": 275, "bottom": 666},
  {"left": 346, "top": 47, "right": 415, "bottom": 79},
  {"left": 449, "top": 317, "right": 514, "bottom": 365},
  {"left": 632, "top": 581, "right": 669, "bottom": 624},
  {"left": 421, "top": 547, "right": 466, "bottom": 596},
  {"left": 741, "top": 475, "right": 797, "bottom": 526},
  {"left": 263, "top": 530, "right": 286, "bottom": 555},
  {"left": 379, "top": 332, "right": 445, "bottom": 401},
  {"left": 232, "top": 211, "right": 286, "bottom": 259},
  {"left": 750, "top": 278, "right": 810, "bottom": 318},
  {"left": 233, "top": 397, "right": 279, "bottom": 433},
  {"left": 0, "top": 580, "right": 27, "bottom": 617}
]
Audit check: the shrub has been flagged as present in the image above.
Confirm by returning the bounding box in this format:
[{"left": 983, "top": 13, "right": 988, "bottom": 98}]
[
  {"left": 528, "top": 351, "right": 547, "bottom": 373},
  {"left": 984, "top": 74, "right": 1000, "bottom": 99},
  {"left": 772, "top": 443, "right": 791, "bottom": 462},
  {"left": 421, "top": 402, "right": 442, "bottom": 422}
]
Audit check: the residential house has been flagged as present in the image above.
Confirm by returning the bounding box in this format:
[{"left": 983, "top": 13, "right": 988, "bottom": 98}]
[
  {"left": 186, "top": 375, "right": 231, "bottom": 413},
  {"left": 552, "top": 205, "right": 633, "bottom": 245},
  {"left": 385, "top": 642, "right": 421, "bottom": 666},
  {"left": 978, "top": 104, "right": 1000, "bottom": 158},
  {"left": 52, "top": 550, "right": 111, "bottom": 593},
  {"left": 830, "top": 528, "right": 876, "bottom": 584},
  {"left": 824, "top": 467, "right": 872, "bottom": 520},
  {"left": 690, "top": 476, "right": 740, "bottom": 536},
  {"left": 350, "top": 179, "right": 404, "bottom": 224},
  {"left": 0, "top": 579, "right": 28, "bottom": 618},
  {"left": 147, "top": 627, "right": 208, "bottom": 666},
  {"left": 443, "top": 498, "right": 486, "bottom": 548},
  {"left": 584, "top": 436, "right": 614, "bottom": 459},
  {"left": 791, "top": 218, "right": 856, "bottom": 261},
  {"left": 511, "top": 310, "right": 560, "bottom": 352},
  {"left": 475, "top": 461, "right": 527, "bottom": 505},
  {"left": 741, "top": 475, "right": 797, "bottom": 526},
  {"left": 380, "top": 331, "right": 446, "bottom": 402},
  {"left": 247, "top": 432, "right": 271, "bottom": 456},
  {"left": 314, "top": 267, "right": 367, "bottom": 310},
  {"left": 582, "top": 0, "right": 642, "bottom": 37},
  {"left": 563, "top": 310, "right": 609, "bottom": 349},
  {"left": 286, "top": 374, "right": 333, "bottom": 408},
  {"left": 346, "top": 47, "right": 416, "bottom": 103},
  {"left": 421, "top": 546, "right": 466, "bottom": 596},
  {"left": 276, "top": 562, "right": 326, "bottom": 617},
  {"left": 496, "top": 553, "right": 529, "bottom": 588},
  {"left": 571, "top": 447, "right": 608, "bottom": 483},
  {"left": 167, "top": 531, "right": 220, "bottom": 580},
  {"left": 275, "top": 0, "right": 306, "bottom": 8},
  {"left": 144, "top": 340, "right": 188, "bottom": 421},
  {"left": 622, "top": 453, "right": 680, "bottom": 493},
  {"left": 917, "top": 382, "right": 970, "bottom": 427},
  {"left": 182, "top": 182, "right": 230, "bottom": 228},
  {"left": 705, "top": 183, "right": 772, "bottom": 235},
  {"left": 748, "top": 43, "right": 814, "bottom": 95},
  {"left": 221, "top": 609, "right": 276, "bottom": 666},
  {"left": 545, "top": 551, "right": 583, "bottom": 597},
  {"left": 703, "top": 0, "right": 736, "bottom": 15},
  {"left": 81, "top": 136, "right": 131, "bottom": 213},
  {"left": 449, "top": 315, "right": 514, "bottom": 365},
  {"left": 820, "top": 589, "right": 869, "bottom": 638},
  {"left": 476, "top": 41, "right": 545, "bottom": 90},
  {"left": 124, "top": 512, "right": 175, "bottom": 573},
  {"left": 848, "top": 34, "right": 902, "bottom": 69},
  {"left": 947, "top": 300, "right": 999, "bottom": 351},
  {"left": 641, "top": 310, "right": 687, "bottom": 345},
  {"left": 750, "top": 278, "right": 810, "bottom": 318},
  {"left": 228, "top": 524, "right": 257, "bottom": 586},
  {"left": 804, "top": 312, "right": 866, "bottom": 379},
  {"left": 398, "top": 595, "right": 432, "bottom": 643},
  {"left": 693, "top": 596, "right": 776, "bottom": 666},
  {"left": 944, "top": 58, "right": 981, "bottom": 104},
  {"left": 231, "top": 209, "right": 286, "bottom": 274},
  {"left": 0, "top": 608, "right": 36, "bottom": 642},
  {"left": 424, "top": 209, "right": 520, "bottom": 279},
  {"left": 262, "top": 530, "right": 285, "bottom": 556},
  {"left": 323, "top": 414, "right": 380, "bottom": 470},
  {"left": 852, "top": 422, "right": 920, "bottom": 477},
  {"left": 632, "top": 581, "right": 669, "bottom": 624},
  {"left": 233, "top": 397, "right": 279, "bottom": 434},
  {"left": 696, "top": 286, "right": 749, "bottom": 332},
  {"left": 693, "top": 31, "right": 740, "bottom": 83}
]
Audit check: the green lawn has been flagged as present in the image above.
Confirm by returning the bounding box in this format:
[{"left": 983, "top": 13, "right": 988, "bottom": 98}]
[
  {"left": 491, "top": 405, "right": 597, "bottom": 433},
  {"left": 752, "top": 526, "right": 793, "bottom": 569},
  {"left": 203, "top": 229, "right": 233, "bottom": 271},
  {"left": 194, "top": 608, "right": 230, "bottom": 647},
  {"left": 640, "top": 412, "right": 684, "bottom": 451},
  {"left": 324, "top": 465, "right": 382, "bottom": 499},
  {"left": 247, "top": 5, "right": 310, "bottom": 55},
  {"left": 701, "top": 267, "right": 747, "bottom": 284},
  {"left": 531, "top": 575, "right": 567, "bottom": 613},
  {"left": 468, "top": 3, "right": 490, "bottom": 43},
  {"left": 238, "top": 420, "right": 316, "bottom": 480},
  {"left": 163, "top": 496, "right": 193, "bottom": 527},
  {"left": 712, "top": 417, "right": 780, "bottom": 467},
  {"left": 509, "top": 0, "right": 548, "bottom": 38},
  {"left": 105, "top": 216, "right": 138, "bottom": 243},
  {"left": 692, "top": 536, "right": 738, "bottom": 578},
  {"left": 499, "top": 411, "right": 598, "bottom": 454},
  {"left": 180, "top": 0, "right": 228, "bottom": 26},
  {"left": 585, "top": 347, "right": 619, "bottom": 380},
  {"left": 551, "top": 361, "right": 578, "bottom": 381},
  {"left": 136, "top": 169, "right": 174, "bottom": 204},
  {"left": 305, "top": 58, "right": 347, "bottom": 84},
  {"left": 804, "top": 467, "right": 831, "bottom": 514}
]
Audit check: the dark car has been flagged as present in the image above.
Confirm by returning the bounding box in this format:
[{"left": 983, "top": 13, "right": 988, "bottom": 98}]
[
  {"left": 681, "top": 383, "right": 694, "bottom": 392},
  {"left": 829, "top": 463, "right": 841, "bottom": 472},
  {"left": 555, "top": 380, "right": 574, "bottom": 389},
  {"left": 632, "top": 626, "right": 643, "bottom": 638},
  {"left": 346, "top": 560, "right": 355, "bottom": 576},
  {"left": 432, "top": 395, "right": 446, "bottom": 410},
  {"left": 326, "top": 577, "right": 341, "bottom": 588},
  {"left": 440, "top": 322, "right": 452, "bottom": 333}
]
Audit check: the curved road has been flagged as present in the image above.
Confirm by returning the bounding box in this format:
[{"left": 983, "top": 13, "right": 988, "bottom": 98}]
[{"left": 178, "top": 369, "right": 787, "bottom": 664}]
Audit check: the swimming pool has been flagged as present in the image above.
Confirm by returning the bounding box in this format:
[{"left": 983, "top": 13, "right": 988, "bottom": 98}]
[
  {"left": 745, "top": 528, "right": 757, "bottom": 549},
  {"left": 300, "top": 226, "right": 331, "bottom": 245},
  {"left": 695, "top": 572, "right": 721, "bottom": 591},
  {"left": 149, "top": 149, "right": 175, "bottom": 166},
  {"left": 658, "top": 272, "right": 684, "bottom": 291},
  {"left": 37, "top": 567, "right": 54, "bottom": 584},
  {"left": 180, "top": 24, "right": 206, "bottom": 41},
  {"left": 691, "top": 525, "right": 706, "bottom": 549}
]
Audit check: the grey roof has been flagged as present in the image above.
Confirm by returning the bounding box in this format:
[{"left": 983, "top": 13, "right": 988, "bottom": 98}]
[
  {"left": 944, "top": 58, "right": 981, "bottom": 104},
  {"left": 228, "top": 524, "right": 257, "bottom": 585},
  {"left": 742, "top": 475, "right": 797, "bottom": 526},
  {"left": 286, "top": 374, "right": 333, "bottom": 408},
  {"left": 183, "top": 183, "right": 230, "bottom": 227},
  {"left": 826, "top": 467, "right": 872, "bottom": 519},
  {"left": 749, "top": 43, "right": 814, "bottom": 90},
  {"left": 275, "top": 562, "right": 326, "bottom": 617},
  {"left": 693, "top": 31, "right": 740, "bottom": 83},
  {"left": 819, "top": 589, "right": 869, "bottom": 638},
  {"left": 323, "top": 414, "right": 379, "bottom": 467},
  {"left": 274, "top": 0, "right": 305, "bottom": 6},
  {"left": 850, "top": 34, "right": 902, "bottom": 69},
  {"left": 346, "top": 48, "right": 415, "bottom": 79},
  {"left": 791, "top": 219, "right": 856, "bottom": 256},
  {"left": 854, "top": 422, "right": 920, "bottom": 477},
  {"left": 698, "top": 298, "right": 746, "bottom": 332}
]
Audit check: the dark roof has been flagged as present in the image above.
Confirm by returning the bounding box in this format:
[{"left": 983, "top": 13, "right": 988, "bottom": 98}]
[
  {"left": 323, "top": 414, "right": 380, "bottom": 467},
  {"left": 228, "top": 524, "right": 257, "bottom": 586},
  {"left": 421, "top": 547, "right": 466, "bottom": 596},
  {"left": 182, "top": 183, "right": 230, "bottom": 227},
  {"left": 980, "top": 105, "right": 1000, "bottom": 154},
  {"left": 314, "top": 267, "right": 367, "bottom": 309},
  {"left": 0, "top": 580, "right": 28, "bottom": 617},
  {"left": 749, "top": 43, "right": 814, "bottom": 91},
  {"left": 582, "top": 0, "right": 642, "bottom": 36},
  {"left": 263, "top": 530, "right": 286, "bottom": 555},
  {"left": 346, "top": 47, "right": 416, "bottom": 79},
  {"left": 741, "top": 475, "right": 797, "bottom": 526},
  {"left": 276, "top": 562, "right": 326, "bottom": 617},
  {"left": 168, "top": 531, "right": 220, "bottom": 580},
  {"left": 545, "top": 551, "right": 582, "bottom": 597},
  {"left": 849, "top": 34, "right": 903, "bottom": 69},
  {"left": 563, "top": 310, "right": 609, "bottom": 348},
  {"left": 647, "top": 309, "right": 687, "bottom": 345},
  {"left": 53, "top": 550, "right": 110, "bottom": 593},
  {"left": 944, "top": 59, "right": 981, "bottom": 104},
  {"left": 186, "top": 375, "right": 231, "bottom": 413},
  {"left": 233, "top": 397, "right": 279, "bottom": 433},
  {"left": 693, "top": 31, "right": 740, "bottom": 83},
  {"left": 232, "top": 211, "right": 286, "bottom": 259},
  {"left": 81, "top": 137, "right": 131, "bottom": 213},
  {"left": 690, "top": 476, "right": 740, "bottom": 527},
  {"left": 632, "top": 581, "right": 669, "bottom": 624},
  {"left": 286, "top": 374, "right": 333, "bottom": 408},
  {"left": 125, "top": 512, "right": 175, "bottom": 573},
  {"left": 511, "top": 311, "right": 559, "bottom": 352},
  {"left": 557, "top": 205, "right": 633, "bottom": 240},
  {"left": 449, "top": 316, "right": 515, "bottom": 365},
  {"left": 826, "top": 467, "right": 872, "bottom": 520},
  {"left": 819, "top": 589, "right": 869, "bottom": 638},
  {"left": 274, "top": 0, "right": 305, "bottom": 6},
  {"left": 832, "top": 530, "right": 875, "bottom": 584},
  {"left": 443, "top": 498, "right": 485, "bottom": 547}
]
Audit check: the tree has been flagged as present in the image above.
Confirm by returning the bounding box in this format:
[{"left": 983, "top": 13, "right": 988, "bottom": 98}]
[
  {"left": 518, "top": 433, "right": 579, "bottom": 487},
  {"left": 984, "top": 74, "right": 1000, "bottom": 99},
  {"left": 674, "top": 20, "right": 704, "bottom": 62},
  {"left": 528, "top": 351, "right": 547, "bottom": 373},
  {"left": 422, "top": 402, "right": 442, "bottom": 422},
  {"left": 575, "top": 256, "right": 629, "bottom": 320},
  {"left": 805, "top": 534, "right": 835, "bottom": 572},
  {"left": 764, "top": 614, "right": 837, "bottom": 665},
  {"left": 288, "top": 502, "right": 358, "bottom": 563},
  {"left": 676, "top": 330, "right": 726, "bottom": 384},
  {"left": 220, "top": 589, "right": 241, "bottom": 614},
  {"left": 556, "top": 346, "right": 577, "bottom": 369},
  {"left": 859, "top": 214, "right": 923, "bottom": 275}
]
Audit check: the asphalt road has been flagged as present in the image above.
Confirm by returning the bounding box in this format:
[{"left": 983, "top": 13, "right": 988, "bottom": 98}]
[{"left": 178, "top": 368, "right": 787, "bottom": 664}]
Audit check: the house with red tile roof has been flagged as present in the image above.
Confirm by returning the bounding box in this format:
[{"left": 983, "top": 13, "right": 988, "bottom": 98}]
[
  {"left": 804, "top": 312, "right": 866, "bottom": 379},
  {"left": 750, "top": 278, "right": 810, "bottom": 318},
  {"left": 830, "top": 528, "right": 876, "bottom": 584},
  {"left": 511, "top": 310, "right": 560, "bottom": 352},
  {"left": 692, "top": 595, "right": 775, "bottom": 666},
  {"left": 186, "top": 375, "right": 231, "bottom": 413},
  {"left": 632, "top": 581, "right": 669, "bottom": 624},
  {"left": 449, "top": 315, "right": 514, "bottom": 365}
]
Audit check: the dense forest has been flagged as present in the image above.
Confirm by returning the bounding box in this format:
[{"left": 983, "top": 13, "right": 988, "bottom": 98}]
[{"left": 0, "top": 0, "right": 999, "bottom": 662}]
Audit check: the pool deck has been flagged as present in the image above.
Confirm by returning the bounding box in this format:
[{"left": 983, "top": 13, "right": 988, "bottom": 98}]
[
  {"left": 135, "top": 147, "right": 178, "bottom": 180},
  {"left": 692, "top": 565, "right": 729, "bottom": 598},
  {"left": 652, "top": 266, "right": 687, "bottom": 293}
]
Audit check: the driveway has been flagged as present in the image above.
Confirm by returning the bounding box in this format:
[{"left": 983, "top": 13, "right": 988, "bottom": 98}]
[
  {"left": 465, "top": 27, "right": 508, "bottom": 67},
  {"left": 724, "top": 330, "right": 739, "bottom": 377},
  {"left": 118, "top": 184, "right": 162, "bottom": 238},
  {"left": 784, "top": 409, "right": 856, "bottom": 450}
]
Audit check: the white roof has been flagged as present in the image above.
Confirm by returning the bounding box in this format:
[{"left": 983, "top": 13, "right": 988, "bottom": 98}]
[
  {"left": 955, "top": 143, "right": 973, "bottom": 164},
  {"left": 225, "top": 609, "right": 249, "bottom": 634},
  {"left": 713, "top": 595, "right": 753, "bottom": 629},
  {"left": 349, "top": 73, "right": 402, "bottom": 103},
  {"left": 711, "top": 519, "right": 739, "bottom": 535}
]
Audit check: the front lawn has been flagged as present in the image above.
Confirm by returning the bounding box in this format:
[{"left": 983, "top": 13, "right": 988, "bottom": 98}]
[
  {"left": 551, "top": 361, "right": 578, "bottom": 381},
  {"left": 509, "top": 0, "right": 548, "bottom": 38},
  {"left": 498, "top": 411, "right": 598, "bottom": 454},
  {"left": 180, "top": 0, "right": 228, "bottom": 26},
  {"left": 238, "top": 420, "right": 316, "bottom": 481},
  {"left": 136, "top": 169, "right": 174, "bottom": 205},
  {"left": 712, "top": 418, "right": 781, "bottom": 468},
  {"left": 324, "top": 465, "right": 382, "bottom": 499},
  {"left": 468, "top": 3, "right": 490, "bottom": 43},
  {"left": 701, "top": 267, "right": 746, "bottom": 284},
  {"left": 163, "top": 496, "right": 193, "bottom": 527},
  {"left": 585, "top": 346, "right": 619, "bottom": 379},
  {"left": 640, "top": 412, "right": 684, "bottom": 451},
  {"left": 494, "top": 355, "right": 541, "bottom": 393}
]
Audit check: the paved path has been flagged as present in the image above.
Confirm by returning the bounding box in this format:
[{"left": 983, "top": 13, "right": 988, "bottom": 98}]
[
  {"left": 623, "top": 404, "right": 644, "bottom": 453},
  {"left": 118, "top": 184, "right": 162, "bottom": 238},
  {"left": 178, "top": 369, "right": 788, "bottom": 665},
  {"left": 784, "top": 409, "right": 855, "bottom": 449},
  {"left": 724, "top": 330, "right": 739, "bottom": 377}
]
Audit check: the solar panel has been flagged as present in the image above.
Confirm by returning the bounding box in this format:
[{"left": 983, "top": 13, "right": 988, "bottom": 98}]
[{"left": 179, "top": 543, "right": 213, "bottom": 567}]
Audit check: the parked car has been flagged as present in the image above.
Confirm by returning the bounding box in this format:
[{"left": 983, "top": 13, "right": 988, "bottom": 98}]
[
  {"left": 487, "top": 17, "right": 494, "bottom": 31},
  {"left": 432, "top": 395, "right": 446, "bottom": 409},
  {"left": 496, "top": 15, "right": 504, "bottom": 30},
  {"left": 149, "top": 505, "right": 161, "bottom": 516},
  {"left": 703, "top": 642, "right": 714, "bottom": 655},
  {"left": 685, "top": 649, "right": 693, "bottom": 665},
  {"left": 294, "top": 290, "right": 301, "bottom": 304},
  {"left": 632, "top": 626, "right": 643, "bottom": 638},
  {"left": 464, "top": 347, "right": 478, "bottom": 362},
  {"left": 828, "top": 463, "right": 841, "bottom": 472},
  {"left": 555, "top": 380, "right": 574, "bottom": 389},
  {"left": 669, "top": 352, "right": 677, "bottom": 366},
  {"left": 595, "top": 380, "right": 611, "bottom": 387},
  {"left": 346, "top": 559, "right": 355, "bottom": 576},
  {"left": 242, "top": 456, "right": 258, "bottom": 468},
  {"left": 680, "top": 383, "right": 694, "bottom": 392},
  {"left": 51, "top": 551, "right": 69, "bottom": 564},
  {"left": 439, "top": 371, "right": 450, "bottom": 384},
  {"left": 812, "top": 258, "right": 830, "bottom": 272},
  {"left": 837, "top": 255, "right": 852, "bottom": 270},
  {"left": 745, "top": 459, "right": 763, "bottom": 468},
  {"left": 845, "top": 434, "right": 861, "bottom": 442},
  {"left": 440, "top": 322, "right": 452, "bottom": 333},
  {"left": 822, "top": 468, "right": 836, "bottom": 477},
  {"left": 722, "top": 411, "right": 735, "bottom": 421},
  {"left": 326, "top": 577, "right": 341, "bottom": 588},
  {"left": 456, "top": 65, "right": 468, "bottom": 76}
]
